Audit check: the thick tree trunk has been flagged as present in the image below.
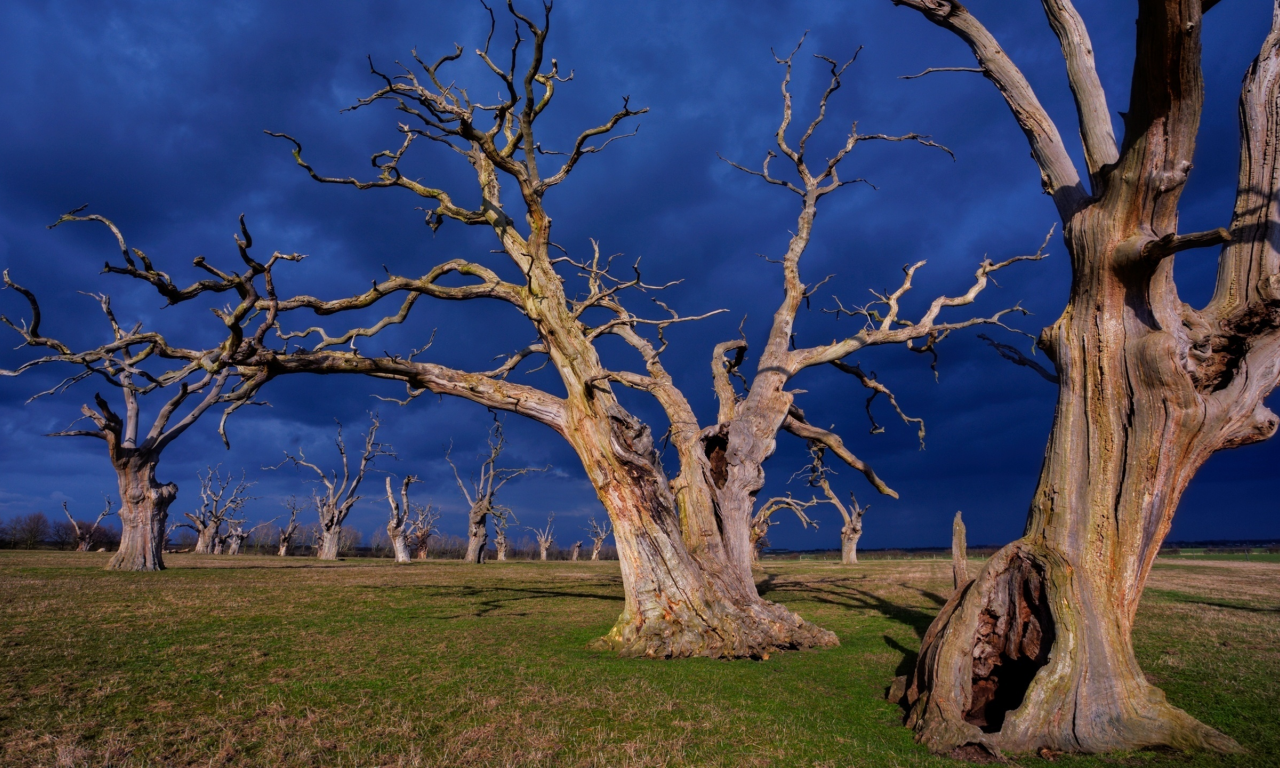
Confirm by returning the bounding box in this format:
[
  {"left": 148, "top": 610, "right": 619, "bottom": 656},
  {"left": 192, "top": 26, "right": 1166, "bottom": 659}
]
[
  {"left": 391, "top": 533, "right": 411, "bottom": 563},
  {"left": 107, "top": 455, "right": 174, "bottom": 572},
  {"left": 193, "top": 525, "right": 216, "bottom": 554},
  {"left": 538, "top": 544, "right": 549, "bottom": 561},
  {"left": 464, "top": 505, "right": 488, "bottom": 564},
  {"left": 495, "top": 537, "right": 507, "bottom": 561},
  {"left": 573, "top": 403, "right": 837, "bottom": 658},
  {"left": 840, "top": 526, "right": 860, "bottom": 565},
  {"left": 894, "top": 220, "right": 1249, "bottom": 754},
  {"left": 277, "top": 540, "right": 290, "bottom": 557},
  {"left": 590, "top": 543, "right": 601, "bottom": 561},
  {"left": 225, "top": 537, "right": 242, "bottom": 556},
  {"left": 318, "top": 526, "right": 341, "bottom": 560}
]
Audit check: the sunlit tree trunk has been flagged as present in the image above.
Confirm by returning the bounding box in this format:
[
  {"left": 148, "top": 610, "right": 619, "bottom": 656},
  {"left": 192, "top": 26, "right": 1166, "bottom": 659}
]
[{"left": 108, "top": 452, "right": 174, "bottom": 572}]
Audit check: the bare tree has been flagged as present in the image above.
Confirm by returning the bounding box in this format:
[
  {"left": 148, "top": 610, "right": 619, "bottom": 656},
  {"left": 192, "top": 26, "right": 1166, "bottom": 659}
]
[
  {"left": 180, "top": 467, "right": 253, "bottom": 554},
  {"left": 886, "top": 0, "right": 1280, "bottom": 754},
  {"left": 0, "top": 211, "right": 292, "bottom": 570},
  {"left": 446, "top": 421, "right": 547, "bottom": 564},
  {"left": 277, "top": 497, "right": 303, "bottom": 556},
  {"left": 406, "top": 502, "right": 441, "bottom": 560},
  {"left": 271, "top": 415, "right": 392, "bottom": 560},
  {"left": 796, "top": 445, "right": 869, "bottom": 565},
  {"left": 586, "top": 517, "right": 612, "bottom": 561},
  {"left": 23, "top": 5, "right": 1039, "bottom": 653},
  {"left": 569, "top": 540, "right": 583, "bottom": 561},
  {"left": 224, "top": 519, "right": 274, "bottom": 555},
  {"left": 530, "top": 514, "right": 555, "bottom": 561},
  {"left": 385, "top": 475, "right": 421, "bottom": 563},
  {"left": 748, "top": 495, "right": 819, "bottom": 562},
  {"left": 11, "top": 512, "right": 50, "bottom": 550},
  {"left": 493, "top": 511, "right": 513, "bottom": 561},
  {"left": 62, "top": 499, "right": 115, "bottom": 552}
]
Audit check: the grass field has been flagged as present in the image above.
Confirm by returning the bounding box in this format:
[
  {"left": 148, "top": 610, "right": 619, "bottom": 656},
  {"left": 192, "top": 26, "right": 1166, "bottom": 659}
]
[{"left": 1, "top": 552, "right": 1277, "bottom": 767}]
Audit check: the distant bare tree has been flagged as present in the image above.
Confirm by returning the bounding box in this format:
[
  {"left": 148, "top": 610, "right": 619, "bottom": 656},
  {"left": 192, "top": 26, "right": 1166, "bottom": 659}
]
[
  {"left": 586, "top": 517, "right": 612, "bottom": 561},
  {"left": 951, "top": 511, "right": 968, "bottom": 591},
  {"left": 446, "top": 421, "right": 547, "bottom": 564},
  {"left": 748, "top": 496, "right": 819, "bottom": 562},
  {"left": 798, "top": 445, "right": 868, "bottom": 564},
  {"left": 406, "top": 502, "right": 441, "bottom": 560},
  {"left": 530, "top": 514, "right": 555, "bottom": 561},
  {"left": 494, "top": 511, "right": 513, "bottom": 561},
  {"left": 569, "top": 541, "right": 583, "bottom": 561},
  {"left": 384, "top": 475, "right": 422, "bottom": 563},
  {"left": 276, "top": 497, "right": 303, "bottom": 556},
  {"left": 180, "top": 467, "right": 253, "bottom": 554},
  {"left": 224, "top": 519, "right": 274, "bottom": 555},
  {"left": 11, "top": 512, "right": 50, "bottom": 550},
  {"left": 62, "top": 498, "right": 115, "bottom": 552},
  {"left": 271, "top": 415, "right": 392, "bottom": 560}
]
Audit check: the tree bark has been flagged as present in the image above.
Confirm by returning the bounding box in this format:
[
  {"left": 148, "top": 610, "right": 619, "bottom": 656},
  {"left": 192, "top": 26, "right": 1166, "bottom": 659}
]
[
  {"left": 590, "top": 543, "right": 602, "bottom": 561},
  {"left": 107, "top": 452, "right": 173, "bottom": 572},
  {"left": 391, "top": 533, "right": 410, "bottom": 563},
  {"left": 277, "top": 540, "right": 290, "bottom": 557},
  {"left": 464, "top": 503, "right": 488, "bottom": 564},
  {"left": 194, "top": 525, "right": 216, "bottom": 555},
  {"left": 318, "top": 524, "right": 341, "bottom": 560},
  {"left": 840, "top": 525, "right": 861, "bottom": 565},
  {"left": 890, "top": 0, "right": 1280, "bottom": 753}
]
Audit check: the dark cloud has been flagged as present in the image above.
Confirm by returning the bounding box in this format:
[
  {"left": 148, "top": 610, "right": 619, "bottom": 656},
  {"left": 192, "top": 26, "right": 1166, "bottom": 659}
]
[{"left": 1, "top": 1, "right": 1275, "bottom": 549}]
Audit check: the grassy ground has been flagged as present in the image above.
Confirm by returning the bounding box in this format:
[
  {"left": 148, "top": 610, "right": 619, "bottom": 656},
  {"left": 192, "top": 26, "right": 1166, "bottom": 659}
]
[{"left": 1, "top": 552, "right": 1276, "bottom": 767}]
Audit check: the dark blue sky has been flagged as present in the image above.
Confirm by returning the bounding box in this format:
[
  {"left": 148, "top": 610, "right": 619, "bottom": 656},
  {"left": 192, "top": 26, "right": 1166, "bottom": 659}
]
[{"left": 1, "top": 1, "right": 1275, "bottom": 550}]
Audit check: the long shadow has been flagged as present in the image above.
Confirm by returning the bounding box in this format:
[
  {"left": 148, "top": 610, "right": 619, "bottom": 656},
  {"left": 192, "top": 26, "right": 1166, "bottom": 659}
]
[
  {"left": 373, "top": 583, "right": 625, "bottom": 620},
  {"left": 883, "top": 634, "right": 918, "bottom": 679},
  {"left": 762, "top": 576, "right": 940, "bottom": 638}
]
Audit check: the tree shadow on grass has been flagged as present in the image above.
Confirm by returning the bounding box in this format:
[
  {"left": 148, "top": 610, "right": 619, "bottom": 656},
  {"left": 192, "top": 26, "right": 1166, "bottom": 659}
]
[
  {"left": 759, "top": 575, "right": 939, "bottom": 638},
  {"left": 379, "top": 583, "right": 624, "bottom": 619}
]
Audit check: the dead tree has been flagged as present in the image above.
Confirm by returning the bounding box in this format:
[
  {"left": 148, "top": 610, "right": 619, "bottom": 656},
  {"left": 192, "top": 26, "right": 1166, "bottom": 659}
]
[
  {"left": 385, "top": 475, "right": 421, "bottom": 563},
  {"left": 224, "top": 519, "right": 273, "bottom": 555},
  {"left": 586, "top": 517, "right": 612, "bottom": 561},
  {"left": 406, "top": 502, "right": 441, "bottom": 560},
  {"left": 886, "top": 0, "right": 1280, "bottom": 754},
  {"left": 570, "top": 541, "right": 583, "bottom": 561},
  {"left": 795, "top": 444, "right": 868, "bottom": 565},
  {"left": 271, "top": 415, "right": 392, "bottom": 560},
  {"left": 277, "top": 497, "right": 302, "bottom": 556},
  {"left": 62, "top": 499, "right": 114, "bottom": 552},
  {"left": 748, "top": 495, "right": 819, "bottom": 562},
  {"left": 530, "top": 514, "right": 555, "bottom": 561},
  {"left": 0, "top": 212, "right": 293, "bottom": 571},
  {"left": 446, "top": 421, "right": 547, "bottom": 564},
  {"left": 494, "top": 511, "right": 513, "bottom": 561},
  {"left": 37, "top": 5, "right": 1041, "bottom": 654},
  {"left": 181, "top": 467, "right": 253, "bottom": 554}
]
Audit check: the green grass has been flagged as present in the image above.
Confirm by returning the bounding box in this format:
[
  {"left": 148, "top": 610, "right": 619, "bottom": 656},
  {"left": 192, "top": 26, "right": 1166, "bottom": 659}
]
[{"left": 1, "top": 552, "right": 1277, "bottom": 767}]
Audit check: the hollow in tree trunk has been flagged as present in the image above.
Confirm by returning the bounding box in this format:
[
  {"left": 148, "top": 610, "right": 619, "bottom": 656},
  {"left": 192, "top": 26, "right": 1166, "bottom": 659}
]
[{"left": 318, "top": 524, "right": 341, "bottom": 560}]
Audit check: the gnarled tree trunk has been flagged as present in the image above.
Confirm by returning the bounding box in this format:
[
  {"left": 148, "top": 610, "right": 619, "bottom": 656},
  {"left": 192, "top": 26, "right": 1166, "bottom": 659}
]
[
  {"left": 891, "top": 0, "right": 1280, "bottom": 754},
  {"left": 317, "top": 522, "right": 341, "bottom": 560},
  {"left": 464, "top": 503, "right": 488, "bottom": 564},
  {"left": 840, "top": 524, "right": 861, "bottom": 565},
  {"left": 108, "top": 451, "right": 174, "bottom": 572},
  {"left": 391, "top": 534, "right": 410, "bottom": 563}
]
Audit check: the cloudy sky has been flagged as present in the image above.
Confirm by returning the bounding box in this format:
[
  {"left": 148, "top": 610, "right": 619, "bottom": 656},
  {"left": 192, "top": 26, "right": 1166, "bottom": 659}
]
[{"left": 0, "top": 0, "right": 1275, "bottom": 551}]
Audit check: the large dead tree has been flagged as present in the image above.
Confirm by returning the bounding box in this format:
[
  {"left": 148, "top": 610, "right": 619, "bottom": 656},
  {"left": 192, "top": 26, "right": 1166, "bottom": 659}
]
[
  {"left": 406, "top": 502, "right": 441, "bottom": 560},
  {"left": 586, "top": 517, "right": 612, "bottom": 561},
  {"left": 36, "top": 4, "right": 1041, "bottom": 654},
  {"left": 224, "top": 519, "right": 273, "bottom": 555},
  {"left": 886, "top": 0, "right": 1280, "bottom": 755},
  {"left": 494, "top": 511, "right": 513, "bottom": 561},
  {"left": 446, "top": 421, "right": 547, "bottom": 563},
  {"left": 0, "top": 213, "right": 290, "bottom": 571},
  {"left": 272, "top": 416, "right": 392, "bottom": 560},
  {"left": 181, "top": 467, "right": 254, "bottom": 554},
  {"left": 62, "top": 499, "right": 115, "bottom": 552}
]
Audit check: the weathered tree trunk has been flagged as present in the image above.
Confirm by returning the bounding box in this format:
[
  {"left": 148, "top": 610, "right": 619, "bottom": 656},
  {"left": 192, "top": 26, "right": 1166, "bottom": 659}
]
[
  {"left": 951, "top": 511, "right": 967, "bottom": 590},
  {"left": 277, "top": 539, "right": 290, "bottom": 557},
  {"left": 107, "top": 452, "right": 174, "bottom": 572},
  {"left": 590, "top": 542, "right": 601, "bottom": 561},
  {"left": 464, "top": 504, "right": 488, "bottom": 564},
  {"left": 571, "top": 541, "right": 582, "bottom": 561},
  {"left": 892, "top": 1, "right": 1280, "bottom": 753},
  {"left": 538, "top": 543, "right": 549, "bottom": 561},
  {"left": 193, "top": 524, "right": 216, "bottom": 554},
  {"left": 496, "top": 536, "right": 508, "bottom": 561},
  {"left": 391, "top": 532, "right": 411, "bottom": 563},
  {"left": 318, "top": 524, "right": 341, "bottom": 560},
  {"left": 225, "top": 537, "right": 242, "bottom": 556},
  {"left": 840, "top": 525, "right": 861, "bottom": 565}
]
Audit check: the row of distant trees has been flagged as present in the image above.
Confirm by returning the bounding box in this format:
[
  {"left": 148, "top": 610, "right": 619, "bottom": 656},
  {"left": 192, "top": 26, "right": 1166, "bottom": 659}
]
[{"left": 0, "top": 510, "right": 120, "bottom": 551}]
